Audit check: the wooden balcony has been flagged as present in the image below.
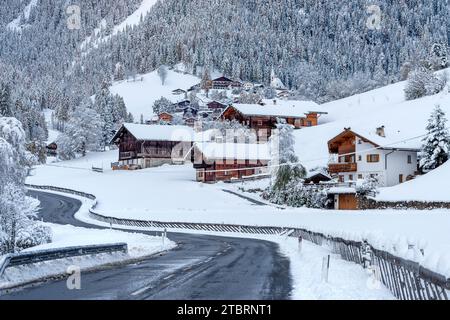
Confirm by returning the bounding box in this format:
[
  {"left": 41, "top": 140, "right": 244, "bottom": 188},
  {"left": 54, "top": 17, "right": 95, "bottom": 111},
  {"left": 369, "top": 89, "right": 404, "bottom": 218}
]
[{"left": 328, "top": 162, "right": 357, "bottom": 174}]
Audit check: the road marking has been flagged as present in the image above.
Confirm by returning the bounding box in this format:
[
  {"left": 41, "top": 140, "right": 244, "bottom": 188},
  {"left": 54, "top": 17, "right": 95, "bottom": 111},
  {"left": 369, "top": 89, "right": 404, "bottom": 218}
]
[
  {"left": 163, "top": 274, "right": 175, "bottom": 280},
  {"left": 131, "top": 285, "right": 152, "bottom": 296}
]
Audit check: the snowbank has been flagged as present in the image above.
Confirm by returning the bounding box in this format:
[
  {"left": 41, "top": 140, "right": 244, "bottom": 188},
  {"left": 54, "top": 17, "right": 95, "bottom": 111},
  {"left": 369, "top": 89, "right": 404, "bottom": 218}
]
[
  {"left": 377, "top": 161, "right": 450, "bottom": 202},
  {"left": 276, "top": 236, "right": 393, "bottom": 300}
]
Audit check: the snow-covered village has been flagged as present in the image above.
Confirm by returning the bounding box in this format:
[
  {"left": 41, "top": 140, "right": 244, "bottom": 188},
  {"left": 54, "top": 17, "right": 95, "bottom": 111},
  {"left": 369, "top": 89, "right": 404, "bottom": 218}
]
[{"left": 0, "top": 0, "right": 449, "bottom": 306}]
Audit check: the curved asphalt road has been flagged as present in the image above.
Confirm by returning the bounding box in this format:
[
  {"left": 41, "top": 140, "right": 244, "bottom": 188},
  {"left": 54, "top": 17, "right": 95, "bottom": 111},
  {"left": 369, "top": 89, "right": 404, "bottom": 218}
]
[{"left": 0, "top": 190, "right": 292, "bottom": 300}]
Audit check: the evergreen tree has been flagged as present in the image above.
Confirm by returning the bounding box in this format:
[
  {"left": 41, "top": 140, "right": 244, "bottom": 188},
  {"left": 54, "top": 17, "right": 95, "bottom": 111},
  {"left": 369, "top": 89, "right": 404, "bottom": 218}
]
[
  {"left": 152, "top": 97, "right": 173, "bottom": 115},
  {"left": 0, "top": 116, "right": 50, "bottom": 254},
  {"left": 420, "top": 106, "right": 450, "bottom": 171},
  {"left": 0, "top": 83, "right": 13, "bottom": 117},
  {"left": 94, "top": 81, "right": 118, "bottom": 150},
  {"left": 269, "top": 121, "right": 306, "bottom": 193},
  {"left": 57, "top": 101, "right": 103, "bottom": 159}
]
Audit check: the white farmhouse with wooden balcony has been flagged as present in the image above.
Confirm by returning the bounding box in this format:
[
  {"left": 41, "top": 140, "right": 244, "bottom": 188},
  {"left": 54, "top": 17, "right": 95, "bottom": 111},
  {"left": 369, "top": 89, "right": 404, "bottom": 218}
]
[{"left": 327, "top": 127, "right": 420, "bottom": 187}]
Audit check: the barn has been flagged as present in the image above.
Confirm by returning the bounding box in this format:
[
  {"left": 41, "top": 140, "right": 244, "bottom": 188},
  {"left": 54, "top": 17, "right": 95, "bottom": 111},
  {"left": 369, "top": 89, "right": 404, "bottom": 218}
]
[{"left": 110, "top": 123, "right": 194, "bottom": 169}]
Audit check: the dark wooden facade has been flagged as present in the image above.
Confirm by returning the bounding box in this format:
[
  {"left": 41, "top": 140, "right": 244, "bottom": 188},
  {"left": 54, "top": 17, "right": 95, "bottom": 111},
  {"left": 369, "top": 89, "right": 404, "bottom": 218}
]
[
  {"left": 112, "top": 126, "right": 192, "bottom": 169},
  {"left": 193, "top": 158, "right": 268, "bottom": 183},
  {"left": 221, "top": 106, "right": 320, "bottom": 138},
  {"left": 207, "top": 101, "right": 227, "bottom": 110},
  {"left": 207, "top": 77, "right": 242, "bottom": 90}
]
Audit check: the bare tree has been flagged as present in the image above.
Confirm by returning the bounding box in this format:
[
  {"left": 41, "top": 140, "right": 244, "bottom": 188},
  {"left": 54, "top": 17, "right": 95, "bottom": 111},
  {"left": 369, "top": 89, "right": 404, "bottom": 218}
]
[{"left": 157, "top": 65, "right": 168, "bottom": 85}]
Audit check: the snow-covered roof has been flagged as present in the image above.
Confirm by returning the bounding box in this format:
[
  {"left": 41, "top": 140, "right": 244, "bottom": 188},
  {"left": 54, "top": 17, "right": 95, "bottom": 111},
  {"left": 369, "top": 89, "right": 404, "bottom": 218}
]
[
  {"left": 327, "top": 187, "right": 356, "bottom": 194},
  {"left": 195, "top": 142, "right": 271, "bottom": 161},
  {"left": 229, "top": 100, "right": 323, "bottom": 118},
  {"left": 119, "top": 123, "right": 194, "bottom": 142},
  {"left": 329, "top": 126, "right": 421, "bottom": 151}
]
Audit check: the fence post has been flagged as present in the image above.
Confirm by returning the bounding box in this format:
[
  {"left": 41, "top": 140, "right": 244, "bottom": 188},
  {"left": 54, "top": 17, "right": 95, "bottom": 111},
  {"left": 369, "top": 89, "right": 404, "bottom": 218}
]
[{"left": 322, "top": 255, "right": 330, "bottom": 283}]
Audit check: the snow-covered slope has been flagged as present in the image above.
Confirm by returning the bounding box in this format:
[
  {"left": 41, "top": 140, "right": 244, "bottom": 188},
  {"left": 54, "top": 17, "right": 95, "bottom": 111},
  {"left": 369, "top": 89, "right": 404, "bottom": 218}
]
[
  {"left": 295, "top": 69, "right": 450, "bottom": 169},
  {"left": 109, "top": 69, "right": 199, "bottom": 120},
  {"left": 6, "top": 0, "right": 38, "bottom": 32},
  {"left": 377, "top": 161, "right": 450, "bottom": 202},
  {"left": 80, "top": 0, "right": 158, "bottom": 52}
]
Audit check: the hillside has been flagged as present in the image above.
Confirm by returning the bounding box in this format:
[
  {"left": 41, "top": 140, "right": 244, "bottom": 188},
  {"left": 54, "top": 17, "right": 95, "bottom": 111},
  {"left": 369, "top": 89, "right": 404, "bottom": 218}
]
[
  {"left": 1, "top": 0, "right": 448, "bottom": 113},
  {"left": 294, "top": 69, "right": 450, "bottom": 169},
  {"left": 109, "top": 69, "right": 200, "bottom": 120}
]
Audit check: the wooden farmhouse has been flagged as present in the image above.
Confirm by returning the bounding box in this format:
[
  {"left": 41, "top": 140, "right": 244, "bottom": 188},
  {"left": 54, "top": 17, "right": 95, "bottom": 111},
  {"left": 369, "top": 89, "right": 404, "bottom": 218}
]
[
  {"left": 193, "top": 142, "right": 270, "bottom": 182},
  {"left": 111, "top": 123, "right": 194, "bottom": 170},
  {"left": 207, "top": 100, "right": 228, "bottom": 111},
  {"left": 327, "top": 127, "right": 420, "bottom": 210},
  {"left": 207, "top": 76, "right": 242, "bottom": 90},
  {"left": 220, "top": 99, "right": 326, "bottom": 138}
]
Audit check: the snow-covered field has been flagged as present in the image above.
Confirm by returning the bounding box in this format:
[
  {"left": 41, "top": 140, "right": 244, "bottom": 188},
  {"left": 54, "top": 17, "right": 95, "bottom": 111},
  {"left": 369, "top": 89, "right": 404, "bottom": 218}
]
[{"left": 110, "top": 69, "right": 200, "bottom": 120}]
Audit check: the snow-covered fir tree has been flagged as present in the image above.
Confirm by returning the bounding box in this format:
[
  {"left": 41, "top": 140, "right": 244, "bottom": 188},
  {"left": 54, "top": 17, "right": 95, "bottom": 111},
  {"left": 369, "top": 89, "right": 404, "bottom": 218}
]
[
  {"left": 420, "top": 105, "right": 450, "bottom": 171},
  {"left": 57, "top": 100, "right": 104, "bottom": 160},
  {"left": 356, "top": 175, "right": 380, "bottom": 198},
  {"left": 93, "top": 81, "right": 123, "bottom": 150},
  {"left": 152, "top": 97, "right": 173, "bottom": 115},
  {"left": 0, "top": 83, "right": 13, "bottom": 117},
  {"left": 404, "top": 68, "right": 447, "bottom": 100},
  {"left": 266, "top": 120, "right": 306, "bottom": 204}
]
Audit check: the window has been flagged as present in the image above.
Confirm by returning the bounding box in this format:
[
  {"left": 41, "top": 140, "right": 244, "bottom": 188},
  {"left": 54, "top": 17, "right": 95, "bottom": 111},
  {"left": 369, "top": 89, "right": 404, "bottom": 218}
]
[
  {"left": 224, "top": 171, "right": 230, "bottom": 176},
  {"left": 358, "top": 174, "right": 363, "bottom": 180},
  {"left": 257, "top": 120, "right": 263, "bottom": 126},
  {"left": 339, "top": 175, "right": 344, "bottom": 183},
  {"left": 358, "top": 155, "right": 362, "bottom": 161},
  {"left": 407, "top": 155, "right": 412, "bottom": 164},
  {"left": 399, "top": 174, "right": 403, "bottom": 183},
  {"left": 358, "top": 139, "right": 362, "bottom": 144},
  {"left": 367, "top": 154, "right": 380, "bottom": 163},
  {"left": 349, "top": 174, "right": 353, "bottom": 181}
]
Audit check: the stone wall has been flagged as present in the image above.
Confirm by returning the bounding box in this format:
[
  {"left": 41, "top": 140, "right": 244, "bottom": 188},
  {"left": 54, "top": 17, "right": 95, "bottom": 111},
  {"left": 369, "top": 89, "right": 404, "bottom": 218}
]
[{"left": 358, "top": 197, "right": 450, "bottom": 210}]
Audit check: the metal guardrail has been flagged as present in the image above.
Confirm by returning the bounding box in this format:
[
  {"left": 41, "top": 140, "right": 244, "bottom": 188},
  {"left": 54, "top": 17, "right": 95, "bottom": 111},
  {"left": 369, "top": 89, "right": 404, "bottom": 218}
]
[
  {"left": 0, "top": 243, "right": 128, "bottom": 279},
  {"left": 25, "top": 183, "right": 450, "bottom": 300}
]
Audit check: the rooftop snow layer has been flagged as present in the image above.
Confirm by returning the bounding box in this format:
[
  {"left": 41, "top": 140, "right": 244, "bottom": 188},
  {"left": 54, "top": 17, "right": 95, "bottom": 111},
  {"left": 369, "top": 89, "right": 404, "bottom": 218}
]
[
  {"left": 123, "top": 123, "right": 195, "bottom": 142},
  {"left": 231, "top": 100, "right": 321, "bottom": 118},
  {"left": 195, "top": 142, "right": 271, "bottom": 160}
]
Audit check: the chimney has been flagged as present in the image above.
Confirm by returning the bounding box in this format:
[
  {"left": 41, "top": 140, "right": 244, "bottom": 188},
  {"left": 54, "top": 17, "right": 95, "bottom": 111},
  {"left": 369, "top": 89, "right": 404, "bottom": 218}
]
[{"left": 376, "top": 126, "right": 386, "bottom": 137}]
